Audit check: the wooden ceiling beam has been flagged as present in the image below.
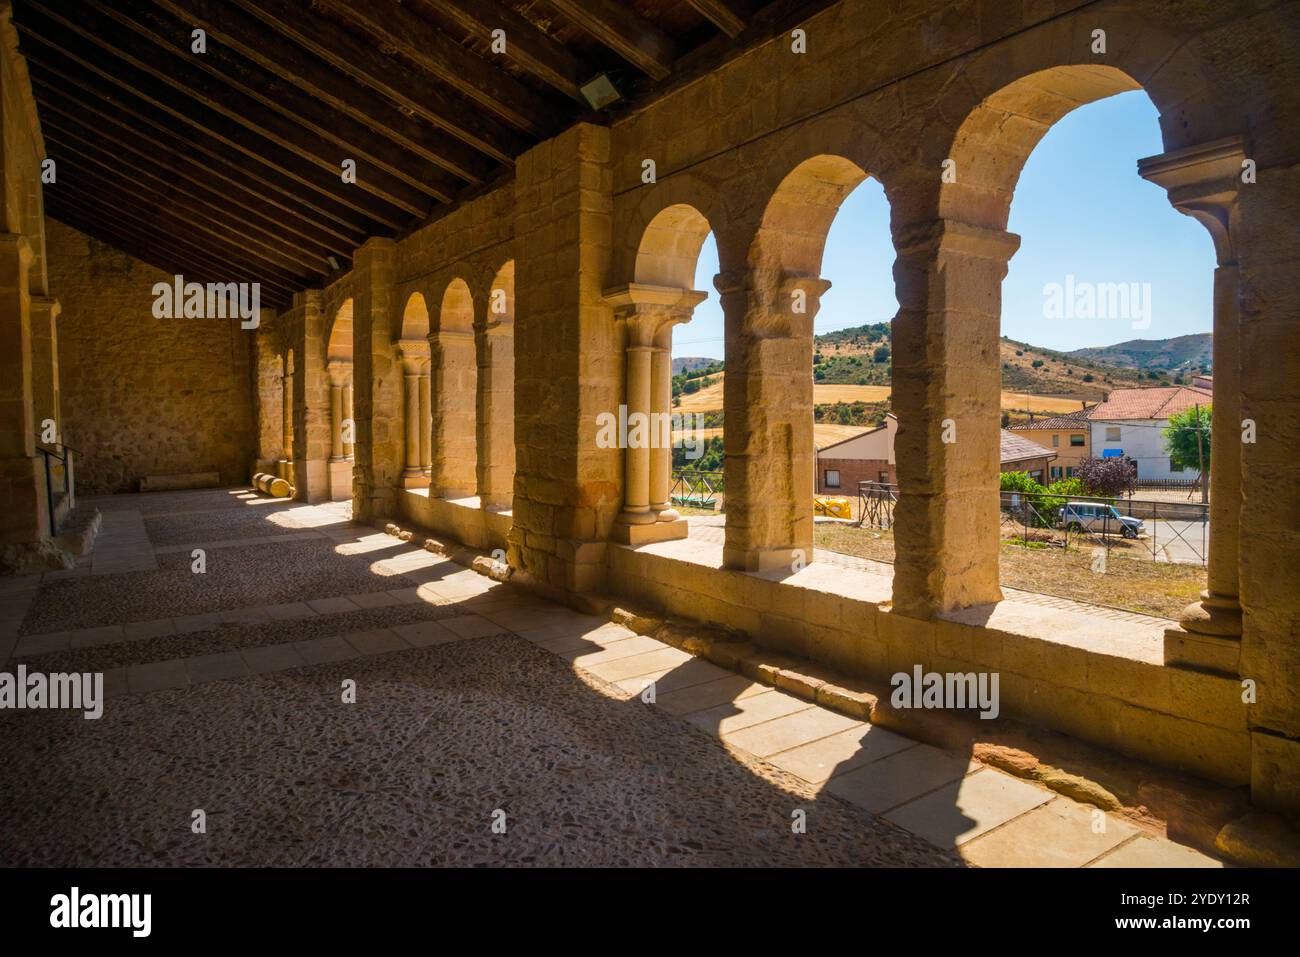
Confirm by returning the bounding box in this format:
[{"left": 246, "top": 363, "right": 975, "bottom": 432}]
[
  {"left": 16, "top": 1, "right": 415, "bottom": 230},
  {"left": 422, "top": 0, "right": 585, "bottom": 102},
  {"left": 232, "top": 0, "right": 527, "bottom": 165},
  {"left": 686, "top": 0, "right": 750, "bottom": 37},
  {"left": 148, "top": 0, "right": 495, "bottom": 184},
  {"left": 96, "top": 0, "right": 459, "bottom": 205},
  {"left": 29, "top": 70, "right": 361, "bottom": 261},
  {"left": 546, "top": 0, "right": 676, "bottom": 80},
  {"left": 314, "top": 0, "right": 563, "bottom": 136}
]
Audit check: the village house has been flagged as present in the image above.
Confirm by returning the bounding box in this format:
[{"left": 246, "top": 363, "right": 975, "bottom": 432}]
[
  {"left": 1087, "top": 384, "right": 1213, "bottom": 482},
  {"left": 1008, "top": 407, "right": 1093, "bottom": 480}
]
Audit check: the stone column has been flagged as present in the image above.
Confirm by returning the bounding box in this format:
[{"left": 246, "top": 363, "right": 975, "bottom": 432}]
[
  {"left": 396, "top": 338, "right": 431, "bottom": 489},
  {"left": 29, "top": 296, "right": 59, "bottom": 445},
  {"left": 604, "top": 284, "right": 706, "bottom": 545},
  {"left": 477, "top": 320, "right": 515, "bottom": 509},
  {"left": 280, "top": 368, "right": 294, "bottom": 476},
  {"left": 419, "top": 360, "right": 432, "bottom": 479},
  {"left": 291, "top": 290, "right": 330, "bottom": 502},
  {"left": 429, "top": 329, "right": 477, "bottom": 498},
  {"left": 890, "top": 219, "right": 1019, "bottom": 617},
  {"left": 720, "top": 270, "right": 829, "bottom": 572},
  {"left": 343, "top": 383, "right": 354, "bottom": 460},
  {"left": 1140, "top": 139, "right": 1244, "bottom": 676},
  {"left": 0, "top": 232, "right": 48, "bottom": 552},
  {"left": 350, "top": 237, "right": 401, "bottom": 522},
  {"left": 326, "top": 359, "right": 352, "bottom": 501},
  {"left": 328, "top": 378, "right": 345, "bottom": 462}
]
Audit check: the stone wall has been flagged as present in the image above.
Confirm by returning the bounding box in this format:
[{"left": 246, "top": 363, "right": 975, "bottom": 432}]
[{"left": 46, "top": 218, "right": 255, "bottom": 493}]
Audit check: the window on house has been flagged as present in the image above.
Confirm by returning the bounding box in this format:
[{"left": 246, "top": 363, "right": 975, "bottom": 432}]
[
  {"left": 1070, "top": 434, "right": 1085, "bottom": 447},
  {"left": 1050, "top": 466, "right": 1062, "bottom": 479},
  {"left": 824, "top": 469, "right": 840, "bottom": 488},
  {"left": 1105, "top": 426, "right": 1121, "bottom": 442},
  {"left": 1051, "top": 434, "right": 1060, "bottom": 447},
  {"left": 1066, "top": 466, "right": 1075, "bottom": 478}
]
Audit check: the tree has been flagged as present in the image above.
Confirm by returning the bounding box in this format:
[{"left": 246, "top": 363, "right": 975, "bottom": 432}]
[
  {"left": 1165, "top": 404, "right": 1211, "bottom": 501},
  {"left": 873, "top": 344, "right": 890, "bottom": 363},
  {"left": 1076, "top": 456, "right": 1137, "bottom": 497}
]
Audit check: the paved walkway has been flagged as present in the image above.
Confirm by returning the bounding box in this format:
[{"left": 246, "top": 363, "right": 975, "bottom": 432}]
[{"left": 0, "top": 488, "right": 1219, "bottom": 867}]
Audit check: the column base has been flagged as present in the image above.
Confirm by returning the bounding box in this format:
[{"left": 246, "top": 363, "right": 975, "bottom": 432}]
[
  {"left": 401, "top": 469, "right": 431, "bottom": 490},
  {"left": 328, "top": 460, "right": 352, "bottom": 501},
  {"left": 1164, "top": 590, "right": 1242, "bottom": 676},
  {"left": 731, "top": 546, "right": 808, "bottom": 576},
  {"left": 612, "top": 517, "right": 688, "bottom": 546},
  {"left": 652, "top": 505, "right": 681, "bottom": 523}
]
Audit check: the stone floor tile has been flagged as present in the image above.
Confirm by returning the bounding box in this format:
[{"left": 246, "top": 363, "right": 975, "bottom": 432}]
[
  {"left": 648, "top": 674, "right": 769, "bottom": 716},
  {"left": 102, "top": 666, "right": 128, "bottom": 700},
  {"left": 722, "top": 708, "right": 864, "bottom": 758},
  {"left": 516, "top": 623, "right": 579, "bottom": 645},
  {"left": 346, "top": 591, "right": 402, "bottom": 609},
  {"left": 122, "top": 618, "right": 176, "bottom": 641},
  {"left": 241, "top": 643, "right": 307, "bottom": 674},
  {"left": 563, "top": 634, "right": 668, "bottom": 665},
  {"left": 126, "top": 659, "right": 190, "bottom": 694},
  {"left": 342, "top": 628, "right": 410, "bottom": 656},
  {"left": 825, "top": 744, "right": 977, "bottom": 815},
  {"left": 685, "top": 689, "right": 815, "bottom": 737},
  {"left": 295, "top": 635, "right": 359, "bottom": 665},
  {"left": 385, "top": 587, "right": 422, "bottom": 604},
  {"left": 173, "top": 612, "right": 222, "bottom": 634},
  {"left": 961, "top": 798, "right": 1140, "bottom": 868},
  {"left": 265, "top": 602, "right": 316, "bottom": 621},
  {"left": 579, "top": 647, "right": 694, "bottom": 683},
  {"left": 14, "top": 631, "right": 71, "bottom": 656},
  {"left": 766, "top": 724, "right": 915, "bottom": 784},
  {"left": 306, "top": 596, "right": 360, "bottom": 615},
  {"left": 440, "top": 614, "right": 506, "bottom": 639},
  {"left": 883, "top": 768, "right": 1053, "bottom": 848},
  {"left": 185, "top": 652, "right": 250, "bottom": 684},
  {"left": 392, "top": 620, "right": 461, "bottom": 647},
  {"left": 222, "top": 606, "right": 273, "bottom": 625},
  {"left": 1087, "top": 836, "right": 1224, "bottom": 868},
  {"left": 69, "top": 624, "right": 125, "bottom": 649}
]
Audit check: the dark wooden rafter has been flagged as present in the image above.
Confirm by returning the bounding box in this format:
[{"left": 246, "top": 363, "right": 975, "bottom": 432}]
[
  {"left": 24, "top": 62, "right": 370, "bottom": 255},
  {"left": 148, "top": 0, "right": 496, "bottom": 184},
  {"left": 92, "top": 0, "right": 461, "bottom": 205},
  {"left": 313, "top": 0, "right": 563, "bottom": 136},
  {"left": 232, "top": 0, "right": 528, "bottom": 165},
  {"left": 19, "top": 0, "right": 426, "bottom": 224},
  {"left": 547, "top": 0, "right": 676, "bottom": 80},
  {"left": 685, "top": 0, "right": 750, "bottom": 37},
  {"left": 25, "top": 66, "right": 369, "bottom": 261},
  {"left": 422, "top": 0, "right": 586, "bottom": 102}
]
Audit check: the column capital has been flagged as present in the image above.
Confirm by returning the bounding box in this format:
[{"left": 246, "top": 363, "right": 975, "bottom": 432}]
[
  {"left": 395, "top": 337, "right": 431, "bottom": 373},
  {"left": 429, "top": 328, "right": 475, "bottom": 344},
  {"left": 326, "top": 358, "right": 352, "bottom": 385},
  {"left": 893, "top": 218, "right": 1021, "bottom": 264},
  {"left": 1138, "top": 136, "right": 1246, "bottom": 265},
  {"left": 603, "top": 282, "right": 707, "bottom": 346},
  {"left": 29, "top": 295, "right": 60, "bottom": 321}
]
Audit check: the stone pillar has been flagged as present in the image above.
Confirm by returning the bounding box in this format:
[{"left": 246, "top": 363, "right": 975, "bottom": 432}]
[
  {"left": 510, "top": 123, "right": 618, "bottom": 593},
  {"left": 329, "top": 381, "right": 344, "bottom": 461},
  {"left": 396, "top": 338, "right": 431, "bottom": 489},
  {"left": 1140, "top": 139, "right": 1245, "bottom": 676},
  {"left": 0, "top": 232, "right": 48, "bottom": 550},
  {"left": 280, "top": 369, "right": 294, "bottom": 470},
  {"left": 419, "top": 360, "right": 432, "bottom": 479},
  {"left": 889, "top": 219, "right": 1019, "bottom": 617},
  {"left": 326, "top": 359, "right": 352, "bottom": 501},
  {"left": 29, "top": 296, "right": 59, "bottom": 445},
  {"left": 350, "top": 237, "right": 401, "bottom": 522},
  {"left": 428, "top": 329, "right": 477, "bottom": 498},
  {"left": 604, "top": 283, "right": 704, "bottom": 545},
  {"left": 720, "top": 270, "right": 828, "bottom": 572},
  {"left": 291, "top": 290, "right": 330, "bottom": 502},
  {"left": 477, "top": 319, "right": 514, "bottom": 510}
]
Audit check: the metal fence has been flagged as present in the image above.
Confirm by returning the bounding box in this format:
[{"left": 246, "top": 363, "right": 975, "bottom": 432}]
[
  {"left": 856, "top": 481, "right": 898, "bottom": 529},
  {"left": 999, "top": 489, "right": 1208, "bottom": 566},
  {"left": 671, "top": 469, "right": 724, "bottom": 511},
  {"left": 37, "top": 443, "right": 77, "bottom": 536}
]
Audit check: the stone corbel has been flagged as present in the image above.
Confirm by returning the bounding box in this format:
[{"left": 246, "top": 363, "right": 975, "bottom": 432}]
[
  {"left": 395, "top": 338, "right": 431, "bottom": 375},
  {"left": 603, "top": 282, "right": 707, "bottom": 345},
  {"left": 326, "top": 358, "right": 352, "bottom": 387},
  {"left": 1138, "top": 136, "right": 1246, "bottom": 266}
]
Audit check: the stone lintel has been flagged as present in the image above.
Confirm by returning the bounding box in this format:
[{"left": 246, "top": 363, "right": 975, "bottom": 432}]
[{"left": 894, "top": 218, "right": 1021, "bottom": 264}]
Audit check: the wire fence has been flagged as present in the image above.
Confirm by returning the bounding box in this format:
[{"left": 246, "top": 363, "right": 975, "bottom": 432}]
[{"left": 670, "top": 469, "right": 725, "bottom": 511}]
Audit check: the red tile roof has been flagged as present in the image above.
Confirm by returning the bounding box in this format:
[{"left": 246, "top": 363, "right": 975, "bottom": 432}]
[
  {"left": 1000, "top": 430, "right": 1056, "bottom": 464},
  {"left": 1008, "top": 407, "right": 1094, "bottom": 431},
  {"left": 1088, "top": 385, "right": 1211, "bottom": 421}
]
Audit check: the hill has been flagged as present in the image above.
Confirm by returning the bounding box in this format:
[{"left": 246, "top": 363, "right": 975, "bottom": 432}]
[
  {"left": 1066, "top": 333, "right": 1212, "bottom": 373},
  {"left": 672, "top": 356, "right": 719, "bottom": 375}
]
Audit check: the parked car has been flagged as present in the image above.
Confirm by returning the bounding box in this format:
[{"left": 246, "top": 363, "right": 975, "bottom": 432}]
[{"left": 1059, "top": 501, "right": 1144, "bottom": 539}]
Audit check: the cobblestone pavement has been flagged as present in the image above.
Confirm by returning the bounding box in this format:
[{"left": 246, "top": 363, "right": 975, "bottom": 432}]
[{"left": 0, "top": 489, "right": 1220, "bottom": 867}]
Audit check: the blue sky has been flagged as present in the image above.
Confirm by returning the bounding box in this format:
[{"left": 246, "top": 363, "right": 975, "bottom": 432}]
[{"left": 675, "top": 91, "right": 1215, "bottom": 359}]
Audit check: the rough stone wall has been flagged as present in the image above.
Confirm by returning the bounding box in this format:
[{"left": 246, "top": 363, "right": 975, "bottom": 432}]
[{"left": 47, "top": 219, "right": 255, "bottom": 493}]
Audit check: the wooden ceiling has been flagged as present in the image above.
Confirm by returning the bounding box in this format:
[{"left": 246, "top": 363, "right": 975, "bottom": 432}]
[{"left": 14, "top": 0, "right": 832, "bottom": 309}]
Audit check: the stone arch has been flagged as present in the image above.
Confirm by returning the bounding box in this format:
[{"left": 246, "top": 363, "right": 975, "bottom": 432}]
[
  {"left": 326, "top": 298, "right": 353, "bottom": 362},
  {"left": 399, "top": 290, "right": 430, "bottom": 340},
  {"left": 430, "top": 277, "right": 478, "bottom": 497},
  {"left": 634, "top": 203, "right": 713, "bottom": 289},
  {"left": 750, "top": 153, "right": 871, "bottom": 280},
  {"left": 939, "top": 65, "right": 1145, "bottom": 230}
]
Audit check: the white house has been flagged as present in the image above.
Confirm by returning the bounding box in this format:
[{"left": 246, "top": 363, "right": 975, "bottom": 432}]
[{"left": 1086, "top": 384, "right": 1212, "bottom": 481}]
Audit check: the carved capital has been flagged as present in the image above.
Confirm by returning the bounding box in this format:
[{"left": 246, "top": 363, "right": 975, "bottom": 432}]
[{"left": 1139, "top": 136, "right": 1247, "bottom": 266}]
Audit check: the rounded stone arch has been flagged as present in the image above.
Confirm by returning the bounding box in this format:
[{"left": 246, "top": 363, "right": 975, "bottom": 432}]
[
  {"left": 938, "top": 65, "right": 1147, "bottom": 230},
  {"left": 633, "top": 204, "right": 714, "bottom": 289},
  {"left": 326, "top": 298, "right": 353, "bottom": 362},
  {"left": 435, "top": 277, "right": 475, "bottom": 334},
  {"left": 399, "top": 290, "right": 430, "bottom": 340},
  {"left": 613, "top": 172, "right": 730, "bottom": 288},
  {"left": 749, "top": 153, "right": 871, "bottom": 277}
]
